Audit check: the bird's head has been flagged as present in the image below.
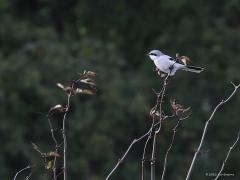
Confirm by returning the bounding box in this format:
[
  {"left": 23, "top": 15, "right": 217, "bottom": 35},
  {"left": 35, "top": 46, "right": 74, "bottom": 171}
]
[{"left": 147, "top": 50, "right": 163, "bottom": 61}]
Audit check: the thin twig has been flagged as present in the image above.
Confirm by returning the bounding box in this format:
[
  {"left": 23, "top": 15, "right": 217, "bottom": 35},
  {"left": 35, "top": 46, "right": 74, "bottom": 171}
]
[
  {"left": 150, "top": 74, "right": 170, "bottom": 180},
  {"left": 214, "top": 130, "right": 240, "bottom": 180},
  {"left": 161, "top": 117, "right": 182, "bottom": 180},
  {"left": 105, "top": 129, "right": 151, "bottom": 180},
  {"left": 62, "top": 91, "right": 72, "bottom": 180},
  {"left": 150, "top": 131, "right": 157, "bottom": 180},
  {"left": 105, "top": 116, "right": 173, "bottom": 180},
  {"left": 141, "top": 115, "right": 175, "bottom": 180},
  {"left": 57, "top": 73, "right": 96, "bottom": 180},
  {"left": 47, "top": 117, "right": 59, "bottom": 180},
  {"left": 51, "top": 170, "right": 64, "bottom": 180},
  {"left": 24, "top": 171, "right": 33, "bottom": 180},
  {"left": 141, "top": 118, "right": 155, "bottom": 180},
  {"left": 13, "top": 165, "right": 33, "bottom": 180},
  {"left": 155, "top": 74, "right": 169, "bottom": 133},
  {"left": 141, "top": 78, "right": 168, "bottom": 180},
  {"left": 105, "top": 75, "right": 172, "bottom": 180},
  {"left": 155, "top": 75, "right": 170, "bottom": 135},
  {"left": 141, "top": 133, "right": 151, "bottom": 180},
  {"left": 185, "top": 82, "right": 240, "bottom": 180}
]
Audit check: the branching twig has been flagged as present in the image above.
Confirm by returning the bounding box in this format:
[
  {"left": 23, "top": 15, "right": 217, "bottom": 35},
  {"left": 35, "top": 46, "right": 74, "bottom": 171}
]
[
  {"left": 105, "top": 128, "right": 151, "bottom": 180},
  {"left": 141, "top": 73, "right": 171, "bottom": 180},
  {"left": 47, "top": 117, "right": 59, "bottom": 180},
  {"left": 142, "top": 80, "right": 166, "bottom": 180},
  {"left": 62, "top": 92, "right": 72, "bottom": 180},
  {"left": 141, "top": 133, "right": 151, "bottom": 180},
  {"left": 141, "top": 118, "right": 155, "bottom": 180},
  {"left": 106, "top": 73, "right": 171, "bottom": 180},
  {"left": 56, "top": 71, "right": 97, "bottom": 180},
  {"left": 51, "top": 170, "right": 64, "bottom": 180},
  {"left": 150, "top": 74, "right": 170, "bottom": 180},
  {"left": 14, "top": 71, "right": 96, "bottom": 180},
  {"left": 214, "top": 130, "right": 240, "bottom": 180},
  {"left": 24, "top": 171, "right": 33, "bottom": 180},
  {"left": 13, "top": 165, "right": 34, "bottom": 180},
  {"left": 160, "top": 100, "right": 191, "bottom": 180},
  {"left": 155, "top": 74, "right": 169, "bottom": 133},
  {"left": 105, "top": 116, "right": 173, "bottom": 180},
  {"left": 185, "top": 82, "right": 240, "bottom": 180},
  {"left": 150, "top": 130, "right": 157, "bottom": 180},
  {"left": 161, "top": 118, "right": 181, "bottom": 180}
]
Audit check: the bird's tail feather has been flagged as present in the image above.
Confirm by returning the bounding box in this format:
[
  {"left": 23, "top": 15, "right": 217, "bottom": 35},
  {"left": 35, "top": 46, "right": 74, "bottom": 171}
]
[{"left": 182, "top": 66, "right": 204, "bottom": 73}]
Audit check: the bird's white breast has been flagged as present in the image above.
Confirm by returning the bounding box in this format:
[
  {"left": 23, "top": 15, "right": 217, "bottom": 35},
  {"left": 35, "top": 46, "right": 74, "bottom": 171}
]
[{"left": 153, "top": 55, "right": 174, "bottom": 74}]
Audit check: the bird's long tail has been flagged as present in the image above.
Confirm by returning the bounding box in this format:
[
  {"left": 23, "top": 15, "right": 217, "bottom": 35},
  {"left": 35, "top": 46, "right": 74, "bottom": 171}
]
[{"left": 181, "top": 66, "right": 204, "bottom": 73}]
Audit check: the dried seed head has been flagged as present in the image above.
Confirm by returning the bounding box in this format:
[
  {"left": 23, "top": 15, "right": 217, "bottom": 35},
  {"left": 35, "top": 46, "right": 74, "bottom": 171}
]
[
  {"left": 176, "top": 53, "right": 191, "bottom": 65},
  {"left": 170, "top": 99, "right": 191, "bottom": 117}
]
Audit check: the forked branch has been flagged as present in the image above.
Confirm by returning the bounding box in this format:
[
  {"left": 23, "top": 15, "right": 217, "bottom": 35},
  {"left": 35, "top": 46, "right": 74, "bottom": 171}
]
[
  {"left": 161, "top": 101, "right": 191, "bottom": 180},
  {"left": 161, "top": 118, "right": 181, "bottom": 180},
  {"left": 214, "top": 130, "right": 240, "bottom": 180},
  {"left": 185, "top": 82, "right": 240, "bottom": 180},
  {"left": 105, "top": 116, "right": 173, "bottom": 180},
  {"left": 106, "top": 74, "right": 170, "bottom": 180},
  {"left": 150, "top": 74, "right": 170, "bottom": 180},
  {"left": 62, "top": 92, "right": 72, "bottom": 180},
  {"left": 105, "top": 128, "right": 152, "bottom": 180},
  {"left": 13, "top": 165, "right": 34, "bottom": 180},
  {"left": 141, "top": 118, "right": 155, "bottom": 180}
]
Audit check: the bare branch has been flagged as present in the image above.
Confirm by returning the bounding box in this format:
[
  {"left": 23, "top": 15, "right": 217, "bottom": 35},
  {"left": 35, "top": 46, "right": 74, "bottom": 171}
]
[
  {"left": 150, "top": 74, "right": 170, "bottom": 180},
  {"left": 105, "top": 128, "right": 151, "bottom": 180},
  {"left": 160, "top": 99, "right": 191, "bottom": 180},
  {"left": 214, "top": 130, "right": 240, "bottom": 180},
  {"left": 51, "top": 170, "right": 64, "bottom": 180},
  {"left": 185, "top": 82, "right": 240, "bottom": 180},
  {"left": 105, "top": 116, "right": 172, "bottom": 180},
  {"left": 141, "top": 119, "right": 155, "bottom": 180},
  {"left": 24, "top": 171, "right": 33, "bottom": 180},
  {"left": 155, "top": 74, "right": 169, "bottom": 133},
  {"left": 150, "top": 130, "right": 157, "bottom": 180},
  {"left": 47, "top": 116, "right": 59, "bottom": 180},
  {"left": 58, "top": 71, "right": 97, "bottom": 180},
  {"left": 106, "top": 73, "right": 172, "bottom": 180},
  {"left": 13, "top": 165, "right": 34, "bottom": 180},
  {"left": 62, "top": 92, "right": 72, "bottom": 180},
  {"left": 140, "top": 73, "right": 171, "bottom": 180},
  {"left": 161, "top": 118, "right": 181, "bottom": 180}
]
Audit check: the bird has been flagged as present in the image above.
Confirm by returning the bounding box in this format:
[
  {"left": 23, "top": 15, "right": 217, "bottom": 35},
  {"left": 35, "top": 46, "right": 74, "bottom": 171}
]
[{"left": 147, "top": 50, "right": 204, "bottom": 76}]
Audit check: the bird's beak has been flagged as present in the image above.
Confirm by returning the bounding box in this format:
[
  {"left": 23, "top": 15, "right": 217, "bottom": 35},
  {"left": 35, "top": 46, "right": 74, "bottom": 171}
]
[{"left": 146, "top": 53, "right": 150, "bottom": 56}]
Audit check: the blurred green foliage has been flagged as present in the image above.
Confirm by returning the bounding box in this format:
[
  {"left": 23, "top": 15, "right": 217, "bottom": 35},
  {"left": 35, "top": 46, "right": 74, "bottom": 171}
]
[{"left": 0, "top": 0, "right": 240, "bottom": 179}]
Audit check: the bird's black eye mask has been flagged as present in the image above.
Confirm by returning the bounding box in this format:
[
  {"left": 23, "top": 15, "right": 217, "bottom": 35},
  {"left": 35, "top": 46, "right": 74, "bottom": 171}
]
[{"left": 149, "top": 53, "right": 157, "bottom": 56}]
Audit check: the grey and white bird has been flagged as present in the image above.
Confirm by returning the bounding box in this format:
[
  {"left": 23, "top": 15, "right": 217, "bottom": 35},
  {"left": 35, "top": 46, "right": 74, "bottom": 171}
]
[{"left": 147, "top": 50, "right": 203, "bottom": 76}]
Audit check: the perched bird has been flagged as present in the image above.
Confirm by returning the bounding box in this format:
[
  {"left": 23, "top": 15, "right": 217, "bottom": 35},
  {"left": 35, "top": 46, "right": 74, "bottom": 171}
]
[{"left": 148, "top": 50, "right": 203, "bottom": 76}]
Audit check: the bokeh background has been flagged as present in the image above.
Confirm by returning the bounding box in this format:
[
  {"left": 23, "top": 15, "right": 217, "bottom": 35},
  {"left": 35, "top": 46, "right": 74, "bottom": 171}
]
[{"left": 0, "top": 0, "right": 240, "bottom": 179}]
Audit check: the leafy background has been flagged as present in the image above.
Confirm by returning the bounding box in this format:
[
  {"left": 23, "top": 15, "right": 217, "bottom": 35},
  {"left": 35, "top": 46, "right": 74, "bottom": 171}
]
[{"left": 0, "top": 0, "right": 239, "bottom": 179}]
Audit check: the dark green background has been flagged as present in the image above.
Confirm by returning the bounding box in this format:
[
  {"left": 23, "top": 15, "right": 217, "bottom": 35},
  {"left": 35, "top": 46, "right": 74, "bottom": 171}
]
[{"left": 0, "top": 0, "right": 239, "bottom": 179}]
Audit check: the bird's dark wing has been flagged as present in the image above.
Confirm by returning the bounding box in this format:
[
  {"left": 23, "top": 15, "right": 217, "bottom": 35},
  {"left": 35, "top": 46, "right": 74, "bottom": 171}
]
[{"left": 168, "top": 57, "right": 185, "bottom": 65}]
